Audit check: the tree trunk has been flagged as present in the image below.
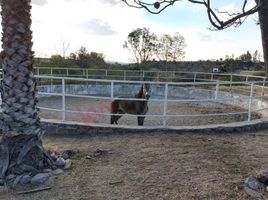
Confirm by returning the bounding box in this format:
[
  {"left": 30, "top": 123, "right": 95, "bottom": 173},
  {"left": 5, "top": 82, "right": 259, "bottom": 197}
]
[
  {"left": 0, "top": 0, "right": 51, "bottom": 178},
  {"left": 258, "top": 0, "right": 268, "bottom": 83}
]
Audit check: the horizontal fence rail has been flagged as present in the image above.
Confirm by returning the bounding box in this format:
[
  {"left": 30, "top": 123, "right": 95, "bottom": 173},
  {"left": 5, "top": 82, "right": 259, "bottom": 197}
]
[
  {"left": 0, "top": 68, "right": 268, "bottom": 128},
  {"left": 34, "top": 74, "right": 268, "bottom": 128},
  {"left": 34, "top": 67, "right": 267, "bottom": 85}
]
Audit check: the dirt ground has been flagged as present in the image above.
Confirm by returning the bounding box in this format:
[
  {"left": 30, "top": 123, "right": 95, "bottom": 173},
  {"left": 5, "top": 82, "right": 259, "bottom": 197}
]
[{"left": 2, "top": 130, "right": 268, "bottom": 200}]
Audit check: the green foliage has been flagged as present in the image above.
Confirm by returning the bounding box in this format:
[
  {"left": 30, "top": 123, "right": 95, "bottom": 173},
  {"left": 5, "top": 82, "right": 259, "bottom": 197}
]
[
  {"left": 124, "top": 28, "right": 187, "bottom": 64},
  {"left": 35, "top": 46, "right": 107, "bottom": 69},
  {"left": 156, "top": 32, "right": 186, "bottom": 61},
  {"left": 35, "top": 56, "right": 77, "bottom": 68},
  {"left": 223, "top": 50, "right": 264, "bottom": 72},
  {"left": 239, "top": 51, "right": 252, "bottom": 62},
  {"left": 123, "top": 27, "right": 157, "bottom": 63},
  {"left": 69, "top": 46, "right": 106, "bottom": 68}
]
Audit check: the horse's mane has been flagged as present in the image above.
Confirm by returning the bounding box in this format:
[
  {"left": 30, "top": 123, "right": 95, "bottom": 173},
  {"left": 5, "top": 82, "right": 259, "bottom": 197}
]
[{"left": 134, "top": 84, "right": 144, "bottom": 98}]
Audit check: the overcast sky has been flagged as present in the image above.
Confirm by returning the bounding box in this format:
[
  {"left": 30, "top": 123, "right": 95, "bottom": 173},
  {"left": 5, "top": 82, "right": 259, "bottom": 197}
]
[{"left": 31, "top": 0, "right": 262, "bottom": 63}]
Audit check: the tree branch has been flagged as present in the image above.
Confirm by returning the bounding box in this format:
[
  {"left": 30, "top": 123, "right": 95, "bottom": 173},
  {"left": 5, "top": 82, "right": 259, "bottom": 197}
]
[{"left": 121, "top": 0, "right": 261, "bottom": 29}]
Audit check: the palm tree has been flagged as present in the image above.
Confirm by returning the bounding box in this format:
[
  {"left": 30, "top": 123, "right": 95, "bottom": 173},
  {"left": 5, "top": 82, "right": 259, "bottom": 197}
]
[{"left": 0, "top": 0, "right": 51, "bottom": 180}]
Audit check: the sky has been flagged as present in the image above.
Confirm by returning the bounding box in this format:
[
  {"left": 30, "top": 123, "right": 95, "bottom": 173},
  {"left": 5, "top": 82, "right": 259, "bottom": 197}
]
[{"left": 30, "top": 0, "right": 262, "bottom": 63}]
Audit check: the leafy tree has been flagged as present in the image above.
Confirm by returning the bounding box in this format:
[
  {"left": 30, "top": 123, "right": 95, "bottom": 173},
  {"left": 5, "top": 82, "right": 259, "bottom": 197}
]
[
  {"left": 224, "top": 57, "right": 236, "bottom": 72},
  {"left": 156, "top": 32, "right": 186, "bottom": 61},
  {"left": 123, "top": 27, "right": 157, "bottom": 63},
  {"left": 69, "top": 46, "right": 106, "bottom": 68},
  {"left": 252, "top": 50, "right": 262, "bottom": 63},
  {"left": 239, "top": 51, "right": 252, "bottom": 62},
  {"left": 0, "top": 0, "right": 52, "bottom": 182},
  {"left": 122, "top": 0, "right": 268, "bottom": 82}
]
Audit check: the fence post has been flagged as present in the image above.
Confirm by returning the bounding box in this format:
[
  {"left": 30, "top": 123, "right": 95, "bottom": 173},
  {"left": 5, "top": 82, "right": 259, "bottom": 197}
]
[
  {"left": 111, "top": 81, "right": 114, "bottom": 100},
  {"left": 229, "top": 75, "right": 233, "bottom": 91},
  {"left": 248, "top": 83, "right": 254, "bottom": 121},
  {"left": 124, "top": 71, "right": 126, "bottom": 80},
  {"left": 261, "top": 78, "right": 266, "bottom": 102},
  {"left": 157, "top": 71, "right": 160, "bottom": 82},
  {"left": 211, "top": 73, "right": 214, "bottom": 81},
  {"left": 66, "top": 68, "right": 69, "bottom": 77},
  {"left": 194, "top": 73, "right": 197, "bottom": 83},
  {"left": 62, "top": 78, "right": 66, "bottom": 122},
  {"left": 246, "top": 76, "right": 249, "bottom": 83},
  {"left": 163, "top": 83, "right": 168, "bottom": 128},
  {"left": 83, "top": 69, "right": 86, "bottom": 77},
  {"left": 50, "top": 68, "right": 53, "bottom": 86},
  {"left": 215, "top": 80, "right": 220, "bottom": 100}
]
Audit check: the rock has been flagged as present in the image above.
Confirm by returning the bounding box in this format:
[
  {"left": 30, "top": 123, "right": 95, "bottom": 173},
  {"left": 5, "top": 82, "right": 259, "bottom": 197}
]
[
  {"left": 51, "top": 169, "right": 64, "bottom": 176},
  {"left": 257, "top": 170, "right": 268, "bottom": 184},
  {"left": 30, "top": 173, "right": 51, "bottom": 185},
  {"left": 245, "top": 186, "right": 261, "bottom": 198},
  {"left": 43, "top": 168, "right": 52, "bottom": 173},
  {"left": 63, "top": 159, "right": 72, "bottom": 170},
  {"left": 20, "top": 175, "right": 31, "bottom": 185},
  {"left": 245, "top": 175, "right": 266, "bottom": 191},
  {"left": 55, "top": 157, "right": 66, "bottom": 167},
  {"left": 21, "top": 164, "right": 40, "bottom": 174},
  {"left": 50, "top": 152, "right": 58, "bottom": 161},
  {"left": 62, "top": 152, "right": 69, "bottom": 160},
  {"left": 93, "top": 149, "right": 106, "bottom": 157},
  {"left": 62, "top": 149, "right": 79, "bottom": 159}
]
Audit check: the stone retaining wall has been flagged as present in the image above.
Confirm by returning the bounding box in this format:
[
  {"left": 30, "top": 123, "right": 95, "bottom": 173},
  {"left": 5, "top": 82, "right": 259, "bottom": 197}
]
[{"left": 41, "top": 118, "right": 268, "bottom": 136}]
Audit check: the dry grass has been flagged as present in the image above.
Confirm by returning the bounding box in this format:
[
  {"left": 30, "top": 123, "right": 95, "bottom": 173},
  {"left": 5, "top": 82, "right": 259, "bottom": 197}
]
[{"left": 2, "top": 131, "right": 268, "bottom": 199}]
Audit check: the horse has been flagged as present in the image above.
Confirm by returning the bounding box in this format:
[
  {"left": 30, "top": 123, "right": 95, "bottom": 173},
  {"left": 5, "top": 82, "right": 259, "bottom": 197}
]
[{"left": 110, "top": 83, "right": 151, "bottom": 126}]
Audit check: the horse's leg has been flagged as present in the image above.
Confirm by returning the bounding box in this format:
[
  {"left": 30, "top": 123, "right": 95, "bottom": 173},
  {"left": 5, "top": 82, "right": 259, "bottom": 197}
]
[
  {"left": 111, "top": 115, "right": 118, "bottom": 124},
  {"left": 111, "top": 111, "right": 124, "bottom": 125},
  {"left": 113, "top": 109, "right": 125, "bottom": 124},
  {"left": 137, "top": 105, "right": 148, "bottom": 126},
  {"left": 137, "top": 116, "right": 145, "bottom": 126},
  {"left": 110, "top": 100, "right": 119, "bottom": 124}
]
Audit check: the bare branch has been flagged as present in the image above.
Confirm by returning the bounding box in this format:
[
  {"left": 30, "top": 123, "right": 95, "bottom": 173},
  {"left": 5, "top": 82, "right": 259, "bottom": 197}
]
[{"left": 122, "top": 0, "right": 260, "bottom": 29}]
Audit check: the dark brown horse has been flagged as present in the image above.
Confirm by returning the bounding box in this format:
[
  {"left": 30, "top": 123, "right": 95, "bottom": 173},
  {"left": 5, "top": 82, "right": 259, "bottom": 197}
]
[{"left": 110, "top": 83, "right": 151, "bottom": 126}]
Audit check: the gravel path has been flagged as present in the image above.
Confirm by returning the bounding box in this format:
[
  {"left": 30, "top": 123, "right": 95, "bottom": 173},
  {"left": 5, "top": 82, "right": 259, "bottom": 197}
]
[{"left": 37, "top": 96, "right": 260, "bottom": 126}]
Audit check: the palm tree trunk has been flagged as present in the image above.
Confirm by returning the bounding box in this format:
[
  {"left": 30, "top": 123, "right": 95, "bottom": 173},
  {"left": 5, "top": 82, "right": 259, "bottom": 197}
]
[
  {"left": 258, "top": 0, "right": 268, "bottom": 84},
  {"left": 0, "top": 0, "right": 51, "bottom": 178}
]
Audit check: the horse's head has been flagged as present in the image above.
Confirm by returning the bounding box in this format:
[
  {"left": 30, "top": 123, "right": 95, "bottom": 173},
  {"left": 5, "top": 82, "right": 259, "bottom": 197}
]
[{"left": 143, "top": 83, "right": 151, "bottom": 100}]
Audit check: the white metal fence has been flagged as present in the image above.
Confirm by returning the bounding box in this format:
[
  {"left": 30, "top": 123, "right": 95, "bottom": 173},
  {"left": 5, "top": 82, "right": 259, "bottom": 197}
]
[
  {"left": 36, "top": 75, "right": 268, "bottom": 128},
  {"left": 35, "top": 67, "right": 267, "bottom": 85}
]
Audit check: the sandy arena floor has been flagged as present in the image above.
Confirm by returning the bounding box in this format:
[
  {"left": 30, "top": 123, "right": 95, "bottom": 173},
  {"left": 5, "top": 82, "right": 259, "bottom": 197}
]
[{"left": 37, "top": 96, "right": 260, "bottom": 126}]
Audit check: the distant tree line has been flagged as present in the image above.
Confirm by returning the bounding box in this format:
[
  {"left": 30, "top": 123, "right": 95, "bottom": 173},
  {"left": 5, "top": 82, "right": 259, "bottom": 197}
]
[
  {"left": 223, "top": 50, "right": 263, "bottom": 72},
  {"left": 35, "top": 46, "right": 107, "bottom": 68},
  {"left": 123, "top": 27, "right": 186, "bottom": 63}
]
